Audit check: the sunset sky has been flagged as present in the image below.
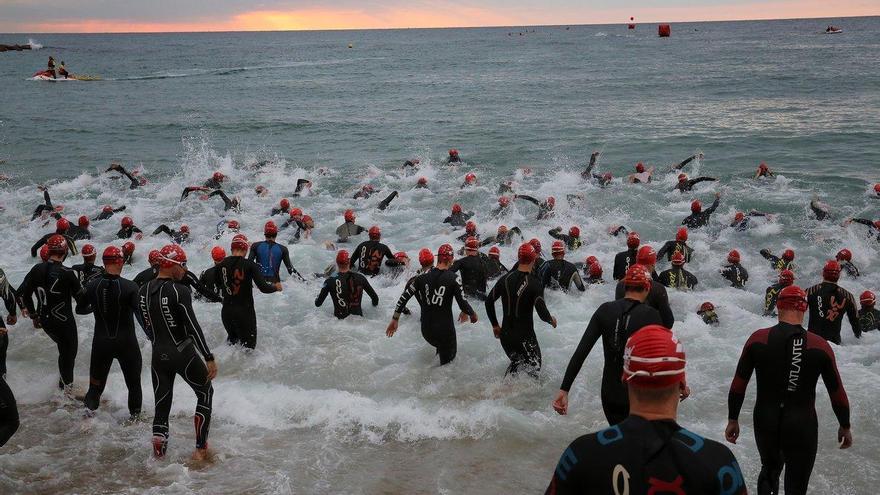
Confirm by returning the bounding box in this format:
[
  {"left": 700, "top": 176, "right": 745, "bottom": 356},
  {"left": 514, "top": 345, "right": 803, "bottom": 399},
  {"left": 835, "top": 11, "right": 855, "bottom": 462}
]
[{"left": 1, "top": 0, "right": 877, "bottom": 33}]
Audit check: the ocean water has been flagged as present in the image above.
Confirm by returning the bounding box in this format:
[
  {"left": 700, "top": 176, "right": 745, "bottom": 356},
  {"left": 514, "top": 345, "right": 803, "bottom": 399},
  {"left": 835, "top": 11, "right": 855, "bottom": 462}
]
[{"left": 0, "top": 17, "right": 879, "bottom": 494}]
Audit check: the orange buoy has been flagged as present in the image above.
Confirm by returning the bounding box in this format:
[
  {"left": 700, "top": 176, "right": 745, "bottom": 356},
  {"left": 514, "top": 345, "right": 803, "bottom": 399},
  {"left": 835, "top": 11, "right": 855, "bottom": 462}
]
[{"left": 658, "top": 24, "right": 671, "bottom": 37}]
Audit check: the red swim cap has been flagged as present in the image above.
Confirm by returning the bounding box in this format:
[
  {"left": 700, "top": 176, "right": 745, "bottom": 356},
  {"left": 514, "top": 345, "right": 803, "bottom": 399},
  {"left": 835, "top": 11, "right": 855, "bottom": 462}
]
[
  {"left": 368, "top": 225, "right": 381, "bottom": 240},
  {"left": 158, "top": 244, "right": 186, "bottom": 268},
  {"left": 264, "top": 221, "right": 278, "bottom": 236},
  {"left": 529, "top": 238, "right": 542, "bottom": 254},
  {"left": 438, "top": 244, "right": 455, "bottom": 262},
  {"left": 551, "top": 240, "right": 565, "bottom": 255},
  {"left": 451, "top": 203, "right": 462, "bottom": 214},
  {"left": 778, "top": 269, "right": 794, "bottom": 286},
  {"left": 734, "top": 212, "right": 744, "bottom": 223},
  {"left": 290, "top": 208, "right": 303, "bottom": 219},
  {"left": 836, "top": 249, "right": 852, "bottom": 262},
  {"left": 102, "top": 246, "right": 123, "bottom": 264},
  {"left": 782, "top": 249, "right": 795, "bottom": 261},
  {"left": 418, "top": 248, "right": 435, "bottom": 267},
  {"left": 394, "top": 251, "right": 409, "bottom": 261},
  {"left": 727, "top": 250, "right": 740, "bottom": 264},
  {"left": 822, "top": 260, "right": 840, "bottom": 282},
  {"left": 860, "top": 290, "right": 876, "bottom": 308},
  {"left": 336, "top": 250, "right": 350, "bottom": 265},
  {"left": 777, "top": 285, "right": 808, "bottom": 312},
  {"left": 569, "top": 226, "right": 580, "bottom": 238},
  {"left": 78, "top": 215, "right": 90, "bottom": 228},
  {"left": 585, "top": 255, "right": 598, "bottom": 266},
  {"left": 626, "top": 232, "right": 640, "bottom": 249},
  {"left": 418, "top": 177, "right": 428, "bottom": 185},
  {"left": 47, "top": 234, "right": 67, "bottom": 255},
  {"left": 211, "top": 246, "right": 226, "bottom": 263},
  {"left": 81, "top": 244, "right": 96, "bottom": 258},
  {"left": 148, "top": 249, "right": 161, "bottom": 266},
  {"left": 122, "top": 241, "right": 135, "bottom": 257},
  {"left": 699, "top": 302, "right": 715, "bottom": 313},
  {"left": 623, "top": 265, "right": 651, "bottom": 291},
  {"left": 39, "top": 244, "right": 50, "bottom": 261},
  {"left": 103, "top": 205, "right": 113, "bottom": 213},
  {"left": 498, "top": 196, "right": 511, "bottom": 207},
  {"left": 121, "top": 216, "right": 134, "bottom": 228},
  {"left": 676, "top": 227, "right": 688, "bottom": 242},
  {"left": 636, "top": 162, "right": 645, "bottom": 173},
  {"left": 465, "top": 221, "right": 477, "bottom": 234},
  {"left": 589, "top": 262, "right": 603, "bottom": 278},
  {"left": 488, "top": 246, "right": 500, "bottom": 259},
  {"left": 517, "top": 243, "right": 537, "bottom": 264},
  {"left": 636, "top": 245, "right": 656, "bottom": 266},
  {"left": 231, "top": 234, "right": 249, "bottom": 252},
  {"left": 465, "top": 237, "right": 480, "bottom": 250},
  {"left": 56, "top": 217, "right": 70, "bottom": 233},
  {"left": 622, "top": 325, "right": 686, "bottom": 389},
  {"left": 213, "top": 171, "right": 224, "bottom": 182},
  {"left": 546, "top": 196, "right": 556, "bottom": 208},
  {"left": 280, "top": 198, "right": 290, "bottom": 210},
  {"left": 344, "top": 209, "right": 355, "bottom": 222},
  {"left": 678, "top": 173, "right": 687, "bottom": 183},
  {"left": 691, "top": 200, "right": 702, "bottom": 214},
  {"left": 180, "top": 224, "right": 191, "bottom": 233},
  {"left": 464, "top": 172, "right": 476, "bottom": 184}
]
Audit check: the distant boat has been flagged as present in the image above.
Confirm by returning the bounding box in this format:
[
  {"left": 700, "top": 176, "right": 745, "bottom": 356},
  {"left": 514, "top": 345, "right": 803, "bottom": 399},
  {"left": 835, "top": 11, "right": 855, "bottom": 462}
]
[{"left": 824, "top": 26, "right": 843, "bottom": 34}]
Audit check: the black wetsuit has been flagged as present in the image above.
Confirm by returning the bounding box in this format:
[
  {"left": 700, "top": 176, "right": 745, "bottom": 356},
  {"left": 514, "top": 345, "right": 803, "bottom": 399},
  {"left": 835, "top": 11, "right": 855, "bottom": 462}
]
[
  {"left": 480, "top": 227, "right": 522, "bottom": 247},
  {"left": 292, "top": 178, "right": 311, "bottom": 196},
  {"left": 208, "top": 189, "right": 238, "bottom": 211},
  {"left": 546, "top": 415, "right": 746, "bottom": 495},
  {"left": 105, "top": 165, "right": 140, "bottom": 189},
  {"left": 486, "top": 270, "right": 554, "bottom": 377},
  {"left": 137, "top": 278, "right": 214, "bottom": 454},
  {"left": 732, "top": 211, "right": 768, "bottom": 231},
  {"left": 850, "top": 218, "right": 880, "bottom": 242},
  {"left": 393, "top": 268, "right": 474, "bottom": 365},
  {"left": 682, "top": 197, "right": 720, "bottom": 228},
  {"left": 18, "top": 261, "right": 86, "bottom": 387},
  {"left": 559, "top": 298, "right": 662, "bottom": 424},
  {"left": 615, "top": 279, "right": 674, "bottom": 328},
  {"left": 721, "top": 263, "right": 749, "bottom": 289},
  {"left": 760, "top": 250, "right": 794, "bottom": 271},
  {"left": 612, "top": 248, "right": 637, "bottom": 281},
  {"left": 336, "top": 222, "right": 366, "bottom": 243},
  {"left": 133, "top": 266, "right": 159, "bottom": 286},
  {"left": 117, "top": 225, "right": 143, "bottom": 240},
  {"left": 839, "top": 260, "right": 859, "bottom": 278},
  {"left": 517, "top": 195, "right": 554, "bottom": 220},
  {"left": 198, "top": 265, "right": 223, "bottom": 301},
  {"left": 152, "top": 225, "right": 188, "bottom": 244},
  {"left": 806, "top": 282, "right": 859, "bottom": 344},
  {"left": 542, "top": 259, "right": 586, "bottom": 292},
  {"left": 443, "top": 211, "right": 474, "bottom": 228},
  {"left": 93, "top": 206, "right": 126, "bottom": 221},
  {"left": 858, "top": 307, "right": 880, "bottom": 333},
  {"left": 315, "top": 271, "right": 378, "bottom": 319},
  {"left": 676, "top": 177, "right": 716, "bottom": 192},
  {"left": 0, "top": 376, "right": 18, "bottom": 447},
  {"left": 658, "top": 267, "right": 698, "bottom": 290},
  {"left": 270, "top": 205, "right": 290, "bottom": 217},
  {"left": 30, "top": 190, "right": 56, "bottom": 220},
  {"left": 71, "top": 261, "right": 104, "bottom": 285},
  {"left": 809, "top": 200, "right": 829, "bottom": 221},
  {"left": 66, "top": 225, "right": 91, "bottom": 241},
  {"left": 30, "top": 232, "right": 78, "bottom": 257},
  {"left": 672, "top": 154, "right": 700, "bottom": 170},
  {"left": 81, "top": 273, "right": 142, "bottom": 416},
  {"left": 485, "top": 258, "right": 508, "bottom": 279},
  {"left": 0, "top": 269, "right": 17, "bottom": 377},
  {"left": 351, "top": 240, "right": 399, "bottom": 276},
  {"left": 763, "top": 283, "right": 786, "bottom": 317},
  {"left": 548, "top": 228, "right": 582, "bottom": 251},
  {"left": 215, "top": 256, "right": 279, "bottom": 348},
  {"left": 450, "top": 254, "right": 489, "bottom": 299},
  {"left": 657, "top": 241, "right": 694, "bottom": 263},
  {"left": 729, "top": 323, "right": 850, "bottom": 495},
  {"left": 203, "top": 177, "right": 223, "bottom": 189},
  {"left": 377, "top": 191, "right": 398, "bottom": 210}
]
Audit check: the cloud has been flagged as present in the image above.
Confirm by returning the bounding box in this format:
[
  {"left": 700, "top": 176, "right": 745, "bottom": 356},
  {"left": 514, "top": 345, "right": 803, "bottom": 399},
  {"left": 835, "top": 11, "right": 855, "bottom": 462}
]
[{"left": 1, "top": 0, "right": 877, "bottom": 33}]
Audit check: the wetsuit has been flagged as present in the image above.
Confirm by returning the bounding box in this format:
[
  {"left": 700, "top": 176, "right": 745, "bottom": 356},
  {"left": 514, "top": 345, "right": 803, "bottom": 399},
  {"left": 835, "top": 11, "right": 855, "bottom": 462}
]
[
  {"left": 480, "top": 227, "right": 522, "bottom": 247},
  {"left": 117, "top": 225, "right": 143, "bottom": 240},
  {"left": 443, "top": 211, "right": 474, "bottom": 228},
  {"left": 516, "top": 195, "right": 554, "bottom": 220},
  {"left": 721, "top": 263, "right": 749, "bottom": 289},
  {"left": 614, "top": 279, "right": 674, "bottom": 328},
  {"left": 31, "top": 232, "right": 78, "bottom": 257},
  {"left": 66, "top": 225, "right": 91, "bottom": 241},
  {"left": 336, "top": 222, "right": 366, "bottom": 243},
  {"left": 548, "top": 228, "right": 582, "bottom": 251},
  {"left": 728, "top": 322, "right": 850, "bottom": 495},
  {"left": 657, "top": 267, "right": 698, "bottom": 290},
  {"left": 759, "top": 250, "right": 793, "bottom": 271},
  {"left": 208, "top": 189, "right": 238, "bottom": 211},
  {"left": 132, "top": 266, "right": 222, "bottom": 302},
  {"left": 490, "top": 204, "right": 511, "bottom": 218},
  {"left": 546, "top": 415, "right": 746, "bottom": 495},
  {"left": 657, "top": 241, "right": 694, "bottom": 263},
  {"left": 806, "top": 282, "right": 859, "bottom": 344},
  {"left": 351, "top": 240, "right": 399, "bottom": 276},
  {"left": 137, "top": 278, "right": 214, "bottom": 454},
  {"left": 198, "top": 265, "right": 223, "bottom": 301},
  {"left": 152, "top": 225, "right": 188, "bottom": 244},
  {"left": 676, "top": 177, "right": 716, "bottom": 192},
  {"left": 608, "top": 225, "right": 629, "bottom": 237},
  {"left": 850, "top": 218, "right": 880, "bottom": 241},
  {"left": 611, "top": 248, "right": 637, "bottom": 281},
  {"left": 559, "top": 298, "right": 662, "bottom": 424},
  {"left": 671, "top": 153, "right": 701, "bottom": 170},
  {"left": 839, "top": 260, "right": 859, "bottom": 278},
  {"left": 203, "top": 177, "right": 223, "bottom": 189},
  {"left": 180, "top": 186, "right": 209, "bottom": 201},
  {"left": 393, "top": 267, "right": 475, "bottom": 365},
  {"left": 763, "top": 283, "right": 785, "bottom": 317},
  {"left": 0, "top": 376, "right": 18, "bottom": 447},
  {"left": 809, "top": 200, "right": 829, "bottom": 221},
  {"left": 215, "top": 256, "right": 279, "bottom": 348},
  {"left": 681, "top": 196, "right": 720, "bottom": 228},
  {"left": 81, "top": 273, "right": 142, "bottom": 416},
  {"left": 0, "top": 269, "right": 17, "bottom": 377},
  {"left": 18, "top": 261, "right": 86, "bottom": 387},
  {"left": 377, "top": 191, "right": 398, "bottom": 210},
  {"left": 450, "top": 254, "right": 489, "bottom": 299},
  {"left": 858, "top": 307, "right": 880, "bottom": 333},
  {"left": 732, "top": 211, "right": 768, "bottom": 231},
  {"left": 486, "top": 270, "right": 554, "bottom": 377},
  {"left": 71, "top": 261, "right": 104, "bottom": 285},
  {"left": 105, "top": 164, "right": 141, "bottom": 189},
  {"left": 93, "top": 206, "right": 126, "bottom": 221},
  {"left": 353, "top": 188, "right": 376, "bottom": 200},
  {"left": 315, "top": 271, "right": 378, "bottom": 319},
  {"left": 30, "top": 189, "right": 55, "bottom": 220},
  {"left": 270, "top": 205, "right": 290, "bottom": 217},
  {"left": 580, "top": 153, "right": 611, "bottom": 186},
  {"left": 542, "top": 259, "right": 586, "bottom": 292},
  {"left": 485, "top": 258, "right": 508, "bottom": 279},
  {"left": 247, "top": 240, "right": 294, "bottom": 283}
]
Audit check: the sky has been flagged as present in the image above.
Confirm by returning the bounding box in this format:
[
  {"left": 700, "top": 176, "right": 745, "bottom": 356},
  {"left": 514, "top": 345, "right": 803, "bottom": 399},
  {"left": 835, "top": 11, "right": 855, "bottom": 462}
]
[{"left": 0, "top": 0, "right": 877, "bottom": 33}]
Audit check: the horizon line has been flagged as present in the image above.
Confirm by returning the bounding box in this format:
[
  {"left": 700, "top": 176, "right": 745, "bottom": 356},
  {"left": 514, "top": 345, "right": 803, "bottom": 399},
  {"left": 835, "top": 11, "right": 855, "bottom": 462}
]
[{"left": 1, "top": 13, "right": 874, "bottom": 36}]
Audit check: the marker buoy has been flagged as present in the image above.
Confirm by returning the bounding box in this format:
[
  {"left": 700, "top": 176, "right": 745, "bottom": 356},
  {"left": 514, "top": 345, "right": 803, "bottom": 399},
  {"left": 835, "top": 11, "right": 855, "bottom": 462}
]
[
  {"left": 628, "top": 16, "right": 635, "bottom": 29},
  {"left": 348, "top": 43, "right": 353, "bottom": 48},
  {"left": 658, "top": 24, "right": 671, "bottom": 37}
]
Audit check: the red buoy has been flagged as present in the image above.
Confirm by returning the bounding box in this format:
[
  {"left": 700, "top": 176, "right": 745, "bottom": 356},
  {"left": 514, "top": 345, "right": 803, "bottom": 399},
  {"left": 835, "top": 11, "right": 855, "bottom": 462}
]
[
  {"left": 628, "top": 16, "right": 635, "bottom": 29},
  {"left": 658, "top": 24, "right": 671, "bottom": 37}
]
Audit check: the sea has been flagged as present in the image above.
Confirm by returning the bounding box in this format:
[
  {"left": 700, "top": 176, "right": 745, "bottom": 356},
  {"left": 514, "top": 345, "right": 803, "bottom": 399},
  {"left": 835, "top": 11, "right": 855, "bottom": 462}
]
[{"left": 0, "top": 17, "right": 879, "bottom": 494}]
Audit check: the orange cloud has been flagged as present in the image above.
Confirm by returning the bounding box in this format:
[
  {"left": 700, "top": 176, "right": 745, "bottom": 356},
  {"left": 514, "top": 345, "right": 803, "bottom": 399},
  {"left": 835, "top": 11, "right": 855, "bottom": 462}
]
[{"left": 9, "top": 0, "right": 879, "bottom": 33}]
